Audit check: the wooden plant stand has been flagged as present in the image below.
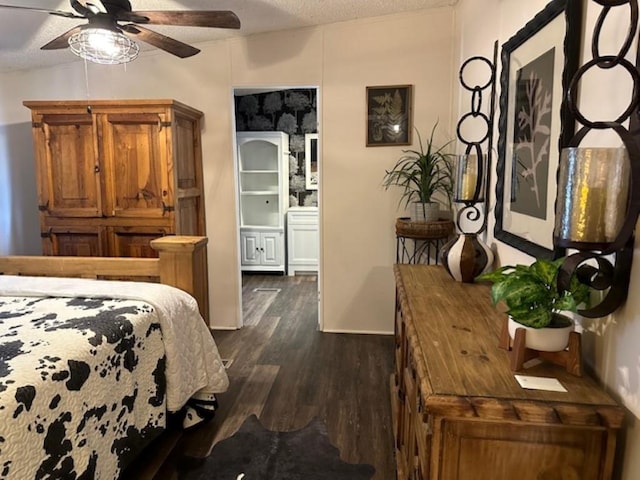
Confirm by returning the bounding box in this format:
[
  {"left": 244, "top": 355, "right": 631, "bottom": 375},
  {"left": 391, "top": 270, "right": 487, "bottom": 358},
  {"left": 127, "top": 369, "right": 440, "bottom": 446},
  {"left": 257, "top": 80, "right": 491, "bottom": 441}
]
[{"left": 499, "top": 318, "right": 583, "bottom": 376}]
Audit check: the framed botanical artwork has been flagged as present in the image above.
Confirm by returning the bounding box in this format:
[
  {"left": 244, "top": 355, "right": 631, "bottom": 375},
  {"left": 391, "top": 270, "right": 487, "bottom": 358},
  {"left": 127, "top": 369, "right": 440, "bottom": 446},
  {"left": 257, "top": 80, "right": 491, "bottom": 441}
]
[
  {"left": 366, "top": 85, "right": 413, "bottom": 146},
  {"left": 305, "top": 133, "right": 319, "bottom": 190},
  {"left": 494, "top": 0, "right": 581, "bottom": 259}
]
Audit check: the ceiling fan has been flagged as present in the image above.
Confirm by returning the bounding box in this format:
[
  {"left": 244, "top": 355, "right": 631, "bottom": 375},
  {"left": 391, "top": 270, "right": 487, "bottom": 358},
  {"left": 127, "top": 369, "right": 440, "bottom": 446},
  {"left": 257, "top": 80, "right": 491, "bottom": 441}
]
[{"left": 0, "top": 0, "right": 241, "bottom": 62}]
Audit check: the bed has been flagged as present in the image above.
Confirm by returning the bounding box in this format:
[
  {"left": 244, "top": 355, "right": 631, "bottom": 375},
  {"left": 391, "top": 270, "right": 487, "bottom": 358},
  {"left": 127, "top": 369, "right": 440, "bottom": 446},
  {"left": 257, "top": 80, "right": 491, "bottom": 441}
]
[{"left": 0, "top": 236, "right": 228, "bottom": 479}]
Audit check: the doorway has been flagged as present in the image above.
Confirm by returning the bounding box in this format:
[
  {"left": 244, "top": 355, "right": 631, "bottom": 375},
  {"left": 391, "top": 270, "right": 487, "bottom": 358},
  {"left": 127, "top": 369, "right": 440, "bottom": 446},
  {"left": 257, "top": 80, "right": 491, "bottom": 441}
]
[{"left": 232, "top": 86, "right": 321, "bottom": 330}]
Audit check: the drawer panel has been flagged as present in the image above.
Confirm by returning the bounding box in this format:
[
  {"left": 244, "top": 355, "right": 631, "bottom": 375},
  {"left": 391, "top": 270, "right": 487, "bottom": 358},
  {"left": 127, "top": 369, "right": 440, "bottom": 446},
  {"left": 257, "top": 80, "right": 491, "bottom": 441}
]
[
  {"left": 287, "top": 209, "right": 318, "bottom": 225},
  {"left": 440, "top": 419, "right": 604, "bottom": 480}
]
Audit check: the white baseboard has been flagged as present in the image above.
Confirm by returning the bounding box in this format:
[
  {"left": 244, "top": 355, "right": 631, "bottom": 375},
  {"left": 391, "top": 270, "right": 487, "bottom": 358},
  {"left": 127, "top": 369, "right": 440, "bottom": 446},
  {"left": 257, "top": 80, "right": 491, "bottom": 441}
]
[{"left": 321, "top": 328, "right": 393, "bottom": 336}]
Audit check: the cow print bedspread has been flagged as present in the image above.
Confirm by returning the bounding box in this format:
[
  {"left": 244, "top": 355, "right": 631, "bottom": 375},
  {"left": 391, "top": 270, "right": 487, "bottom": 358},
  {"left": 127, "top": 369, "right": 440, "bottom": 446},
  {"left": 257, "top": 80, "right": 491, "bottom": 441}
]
[{"left": 0, "top": 295, "right": 168, "bottom": 479}]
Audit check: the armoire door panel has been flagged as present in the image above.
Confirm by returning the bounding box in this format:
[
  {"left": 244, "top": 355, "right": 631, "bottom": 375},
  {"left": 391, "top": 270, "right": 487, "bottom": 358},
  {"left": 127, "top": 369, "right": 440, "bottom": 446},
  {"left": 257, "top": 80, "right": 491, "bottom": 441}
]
[
  {"left": 101, "top": 112, "right": 172, "bottom": 218},
  {"left": 109, "top": 226, "right": 170, "bottom": 258},
  {"left": 38, "top": 114, "right": 102, "bottom": 217},
  {"left": 46, "top": 226, "right": 107, "bottom": 257},
  {"left": 175, "top": 116, "right": 198, "bottom": 189},
  {"left": 176, "top": 196, "right": 200, "bottom": 235}
]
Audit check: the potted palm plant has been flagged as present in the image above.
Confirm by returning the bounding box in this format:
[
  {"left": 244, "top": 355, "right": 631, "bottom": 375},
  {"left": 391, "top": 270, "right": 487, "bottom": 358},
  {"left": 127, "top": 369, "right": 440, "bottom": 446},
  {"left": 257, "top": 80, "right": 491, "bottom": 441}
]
[
  {"left": 476, "top": 258, "right": 590, "bottom": 352},
  {"left": 382, "top": 123, "right": 454, "bottom": 222}
]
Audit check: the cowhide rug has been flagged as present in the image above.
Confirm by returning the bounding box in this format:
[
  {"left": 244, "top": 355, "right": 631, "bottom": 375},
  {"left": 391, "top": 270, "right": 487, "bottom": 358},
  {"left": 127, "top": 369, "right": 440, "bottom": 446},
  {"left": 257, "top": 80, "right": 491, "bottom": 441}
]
[{"left": 178, "top": 414, "right": 376, "bottom": 480}]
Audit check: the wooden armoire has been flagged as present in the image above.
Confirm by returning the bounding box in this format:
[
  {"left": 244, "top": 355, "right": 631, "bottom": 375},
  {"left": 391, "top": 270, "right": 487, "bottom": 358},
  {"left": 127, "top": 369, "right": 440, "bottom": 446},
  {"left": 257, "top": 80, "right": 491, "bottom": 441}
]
[{"left": 24, "top": 99, "right": 206, "bottom": 258}]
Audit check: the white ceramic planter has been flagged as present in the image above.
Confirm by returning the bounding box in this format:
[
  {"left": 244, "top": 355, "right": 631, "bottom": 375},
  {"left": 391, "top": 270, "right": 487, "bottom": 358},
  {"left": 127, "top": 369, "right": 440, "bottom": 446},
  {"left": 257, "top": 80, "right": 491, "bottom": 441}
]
[
  {"left": 508, "top": 316, "right": 574, "bottom": 352},
  {"left": 411, "top": 202, "right": 439, "bottom": 222}
]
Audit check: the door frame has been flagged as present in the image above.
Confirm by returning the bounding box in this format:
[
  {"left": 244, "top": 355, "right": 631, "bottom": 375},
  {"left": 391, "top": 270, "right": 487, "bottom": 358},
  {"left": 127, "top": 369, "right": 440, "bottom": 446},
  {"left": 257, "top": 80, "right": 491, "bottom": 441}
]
[{"left": 230, "top": 85, "right": 322, "bottom": 330}]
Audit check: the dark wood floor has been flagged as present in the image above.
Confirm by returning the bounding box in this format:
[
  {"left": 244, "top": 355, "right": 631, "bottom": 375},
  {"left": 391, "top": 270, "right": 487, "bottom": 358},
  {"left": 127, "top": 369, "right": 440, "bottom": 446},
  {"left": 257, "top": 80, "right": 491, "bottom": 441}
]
[{"left": 125, "top": 273, "right": 396, "bottom": 479}]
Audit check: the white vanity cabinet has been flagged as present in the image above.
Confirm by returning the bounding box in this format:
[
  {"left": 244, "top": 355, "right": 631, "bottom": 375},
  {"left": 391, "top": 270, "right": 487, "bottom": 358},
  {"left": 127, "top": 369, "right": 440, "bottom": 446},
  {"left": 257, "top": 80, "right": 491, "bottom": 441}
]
[
  {"left": 287, "top": 207, "right": 319, "bottom": 275},
  {"left": 236, "top": 131, "right": 289, "bottom": 273}
]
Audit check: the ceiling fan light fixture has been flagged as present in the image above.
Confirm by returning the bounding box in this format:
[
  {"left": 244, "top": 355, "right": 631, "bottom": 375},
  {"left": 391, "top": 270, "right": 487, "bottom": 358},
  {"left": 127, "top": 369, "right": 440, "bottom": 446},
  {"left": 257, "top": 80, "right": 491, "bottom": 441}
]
[{"left": 68, "top": 28, "right": 139, "bottom": 65}]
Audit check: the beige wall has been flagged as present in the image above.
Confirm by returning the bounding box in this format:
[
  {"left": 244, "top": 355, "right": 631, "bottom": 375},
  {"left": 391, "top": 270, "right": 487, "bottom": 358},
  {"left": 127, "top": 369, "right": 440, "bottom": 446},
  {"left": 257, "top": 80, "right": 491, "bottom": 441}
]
[
  {"left": 0, "top": 7, "right": 456, "bottom": 334},
  {"left": 321, "top": 10, "right": 456, "bottom": 332},
  {"left": 454, "top": 0, "right": 640, "bottom": 477}
]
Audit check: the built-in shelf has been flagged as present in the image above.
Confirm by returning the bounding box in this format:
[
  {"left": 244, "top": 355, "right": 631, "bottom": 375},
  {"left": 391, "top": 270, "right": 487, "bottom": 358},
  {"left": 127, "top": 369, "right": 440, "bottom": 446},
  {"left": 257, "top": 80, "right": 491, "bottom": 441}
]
[{"left": 236, "top": 131, "right": 289, "bottom": 272}]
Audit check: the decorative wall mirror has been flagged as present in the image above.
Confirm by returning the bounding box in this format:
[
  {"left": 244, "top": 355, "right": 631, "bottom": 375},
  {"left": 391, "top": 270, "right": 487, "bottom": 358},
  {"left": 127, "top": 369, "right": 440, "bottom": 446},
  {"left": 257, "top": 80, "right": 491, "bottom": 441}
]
[{"left": 305, "top": 133, "right": 319, "bottom": 190}]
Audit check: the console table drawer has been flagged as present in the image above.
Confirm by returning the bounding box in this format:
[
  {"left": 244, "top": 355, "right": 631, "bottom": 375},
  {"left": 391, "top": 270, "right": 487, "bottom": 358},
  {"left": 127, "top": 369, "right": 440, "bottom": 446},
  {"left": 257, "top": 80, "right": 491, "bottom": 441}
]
[{"left": 440, "top": 419, "right": 604, "bottom": 480}]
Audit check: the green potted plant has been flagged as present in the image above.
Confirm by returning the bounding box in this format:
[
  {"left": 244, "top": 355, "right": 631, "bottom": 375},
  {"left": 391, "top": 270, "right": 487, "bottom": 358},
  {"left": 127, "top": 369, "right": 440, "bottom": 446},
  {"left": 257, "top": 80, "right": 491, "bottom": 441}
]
[
  {"left": 382, "top": 123, "right": 454, "bottom": 222},
  {"left": 476, "top": 258, "right": 590, "bottom": 352}
]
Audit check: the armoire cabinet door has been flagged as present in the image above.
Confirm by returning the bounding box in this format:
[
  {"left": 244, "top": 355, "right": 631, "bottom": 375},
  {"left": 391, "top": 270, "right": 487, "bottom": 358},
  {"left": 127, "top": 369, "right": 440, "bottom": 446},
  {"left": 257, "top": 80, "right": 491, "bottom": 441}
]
[
  {"left": 43, "top": 226, "right": 107, "bottom": 256},
  {"left": 109, "top": 226, "right": 170, "bottom": 258},
  {"left": 35, "top": 114, "right": 103, "bottom": 217},
  {"left": 101, "top": 112, "right": 172, "bottom": 219}
]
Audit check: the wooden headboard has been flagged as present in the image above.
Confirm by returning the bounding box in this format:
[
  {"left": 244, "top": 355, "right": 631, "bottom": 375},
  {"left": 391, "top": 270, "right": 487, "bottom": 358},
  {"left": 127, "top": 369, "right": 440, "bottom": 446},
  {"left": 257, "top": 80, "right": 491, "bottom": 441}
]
[{"left": 0, "top": 236, "right": 210, "bottom": 323}]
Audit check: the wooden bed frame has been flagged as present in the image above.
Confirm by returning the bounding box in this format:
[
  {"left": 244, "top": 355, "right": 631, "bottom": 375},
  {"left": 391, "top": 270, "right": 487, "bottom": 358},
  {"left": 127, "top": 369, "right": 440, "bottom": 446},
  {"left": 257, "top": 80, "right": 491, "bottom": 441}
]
[{"left": 0, "top": 236, "right": 210, "bottom": 323}]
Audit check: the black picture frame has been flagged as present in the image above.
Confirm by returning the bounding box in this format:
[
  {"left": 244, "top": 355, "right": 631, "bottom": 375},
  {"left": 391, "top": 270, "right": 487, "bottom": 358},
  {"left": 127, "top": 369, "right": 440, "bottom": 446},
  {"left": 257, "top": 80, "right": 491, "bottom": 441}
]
[
  {"left": 366, "top": 85, "right": 413, "bottom": 147},
  {"left": 494, "top": 0, "right": 581, "bottom": 259}
]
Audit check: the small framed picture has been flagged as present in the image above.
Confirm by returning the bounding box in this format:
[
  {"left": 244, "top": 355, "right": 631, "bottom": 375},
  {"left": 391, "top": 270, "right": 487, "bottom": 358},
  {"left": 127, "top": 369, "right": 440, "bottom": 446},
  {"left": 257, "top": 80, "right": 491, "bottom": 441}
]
[{"left": 366, "top": 85, "right": 413, "bottom": 147}]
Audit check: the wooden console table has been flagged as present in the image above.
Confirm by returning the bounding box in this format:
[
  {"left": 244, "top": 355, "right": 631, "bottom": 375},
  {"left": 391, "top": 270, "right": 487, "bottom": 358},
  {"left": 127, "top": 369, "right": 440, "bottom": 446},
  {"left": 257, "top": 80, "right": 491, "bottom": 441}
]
[{"left": 392, "top": 265, "right": 624, "bottom": 480}]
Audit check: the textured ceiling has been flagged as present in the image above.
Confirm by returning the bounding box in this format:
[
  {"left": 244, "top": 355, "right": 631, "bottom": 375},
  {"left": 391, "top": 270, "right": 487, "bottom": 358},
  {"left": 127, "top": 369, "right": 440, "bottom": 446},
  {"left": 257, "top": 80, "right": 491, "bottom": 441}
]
[{"left": 0, "top": 0, "right": 457, "bottom": 73}]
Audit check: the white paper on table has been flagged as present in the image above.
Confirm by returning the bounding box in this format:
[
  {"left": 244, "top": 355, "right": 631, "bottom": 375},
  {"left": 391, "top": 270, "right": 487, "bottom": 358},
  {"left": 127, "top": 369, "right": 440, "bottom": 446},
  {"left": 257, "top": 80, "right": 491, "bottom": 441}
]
[{"left": 515, "top": 375, "right": 568, "bottom": 392}]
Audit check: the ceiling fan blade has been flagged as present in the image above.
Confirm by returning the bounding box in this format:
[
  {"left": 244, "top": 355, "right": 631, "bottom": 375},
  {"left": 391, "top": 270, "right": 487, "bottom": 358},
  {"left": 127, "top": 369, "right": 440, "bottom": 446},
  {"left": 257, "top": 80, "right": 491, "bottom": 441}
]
[
  {"left": 86, "top": 1, "right": 107, "bottom": 14},
  {"left": 41, "top": 26, "right": 84, "bottom": 50},
  {"left": 124, "top": 11, "right": 240, "bottom": 29},
  {"left": 70, "top": 0, "right": 93, "bottom": 17},
  {"left": 100, "top": 0, "right": 132, "bottom": 14},
  {"left": 121, "top": 24, "right": 200, "bottom": 58},
  {"left": 0, "top": 4, "right": 82, "bottom": 19}
]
